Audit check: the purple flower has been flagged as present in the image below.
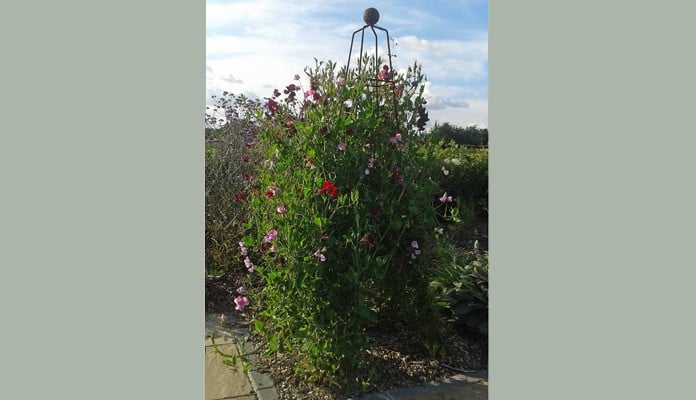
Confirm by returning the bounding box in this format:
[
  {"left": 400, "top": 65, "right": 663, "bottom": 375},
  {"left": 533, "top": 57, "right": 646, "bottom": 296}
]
[
  {"left": 294, "top": 74, "right": 301, "bottom": 80},
  {"left": 337, "top": 142, "right": 346, "bottom": 151},
  {"left": 411, "top": 240, "right": 419, "bottom": 249}
]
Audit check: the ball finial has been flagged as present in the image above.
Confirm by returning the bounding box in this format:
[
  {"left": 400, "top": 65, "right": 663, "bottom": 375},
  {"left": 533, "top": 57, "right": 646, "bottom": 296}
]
[{"left": 363, "top": 8, "right": 380, "bottom": 25}]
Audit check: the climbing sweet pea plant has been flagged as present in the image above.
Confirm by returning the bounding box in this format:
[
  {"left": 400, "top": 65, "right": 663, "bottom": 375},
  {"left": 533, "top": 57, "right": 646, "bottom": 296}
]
[{"left": 237, "top": 56, "right": 456, "bottom": 388}]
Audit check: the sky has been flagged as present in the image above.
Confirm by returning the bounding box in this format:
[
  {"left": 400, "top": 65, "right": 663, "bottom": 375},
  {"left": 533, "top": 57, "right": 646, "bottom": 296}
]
[{"left": 206, "top": 0, "right": 488, "bottom": 129}]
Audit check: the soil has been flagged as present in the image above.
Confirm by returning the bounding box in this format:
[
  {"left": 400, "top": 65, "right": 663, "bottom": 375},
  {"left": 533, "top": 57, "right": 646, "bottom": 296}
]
[{"left": 205, "top": 215, "right": 488, "bottom": 399}]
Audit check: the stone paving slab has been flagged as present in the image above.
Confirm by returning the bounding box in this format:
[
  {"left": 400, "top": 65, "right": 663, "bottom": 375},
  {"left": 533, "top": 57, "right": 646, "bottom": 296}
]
[
  {"left": 206, "top": 312, "right": 486, "bottom": 400},
  {"left": 205, "top": 312, "right": 258, "bottom": 400},
  {"left": 205, "top": 342, "right": 255, "bottom": 400}
]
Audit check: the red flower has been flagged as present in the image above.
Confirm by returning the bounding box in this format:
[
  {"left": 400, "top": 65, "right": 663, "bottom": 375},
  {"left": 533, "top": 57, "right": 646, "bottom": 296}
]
[
  {"left": 234, "top": 193, "right": 246, "bottom": 201},
  {"left": 360, "top": 235, "right": 376, "bottom": 248},
  {"left": 264, "top": 190, "right": 274, "bottom": 199},
  {"left": 318, "top": 181, "right": 338, "bottom": 198}
]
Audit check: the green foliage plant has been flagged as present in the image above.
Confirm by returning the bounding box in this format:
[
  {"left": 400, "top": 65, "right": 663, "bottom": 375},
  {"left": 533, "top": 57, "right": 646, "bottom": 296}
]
[
  {"left": 417, "top": 138, "right": 488, "bottom": 216},
  {"left": 235, "top": 56, "right": 459, "bottom": 389},
  {"left": 205, "top": 92, "right": 263, "bottom": 278},
  {"left": 430, "top": 242, "right": 488, "bottom": 335}
]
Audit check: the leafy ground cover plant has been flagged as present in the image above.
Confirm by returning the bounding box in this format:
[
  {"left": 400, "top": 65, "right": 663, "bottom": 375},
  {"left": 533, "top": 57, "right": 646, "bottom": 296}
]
[
  {"left": 430, "top": 241, "right": 489, "bottom": 335},
  {"left": 232, "top": 57, "right": 462, "bottom": 390}
]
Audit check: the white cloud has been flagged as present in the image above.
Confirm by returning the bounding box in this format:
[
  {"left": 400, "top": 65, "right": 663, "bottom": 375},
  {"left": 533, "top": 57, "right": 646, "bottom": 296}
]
[{"left": 206, "top": 0, "right": 488, "bottom": 128}]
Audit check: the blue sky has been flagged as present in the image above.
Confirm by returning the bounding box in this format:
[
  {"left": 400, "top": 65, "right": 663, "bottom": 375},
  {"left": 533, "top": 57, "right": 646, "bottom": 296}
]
[{"left": 206, "top": 0, "right": 488, "bottom": 128}]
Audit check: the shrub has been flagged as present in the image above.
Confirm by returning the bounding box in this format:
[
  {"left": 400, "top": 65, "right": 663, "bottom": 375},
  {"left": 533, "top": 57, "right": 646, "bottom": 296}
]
[
  {"left": 235, "top": 57, "right": 459, "bottom": 389},
  {"left": 205, "top": 93, "right": 262, "bottom": 278},
  {"left": 417, "top": 139, "right": 488, "bottom": 216}
]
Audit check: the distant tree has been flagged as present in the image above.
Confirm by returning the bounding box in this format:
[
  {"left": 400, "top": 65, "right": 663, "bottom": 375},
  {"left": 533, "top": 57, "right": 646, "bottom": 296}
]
[{"left": 429, "top": 122, "right": 488, "bottom": 147}]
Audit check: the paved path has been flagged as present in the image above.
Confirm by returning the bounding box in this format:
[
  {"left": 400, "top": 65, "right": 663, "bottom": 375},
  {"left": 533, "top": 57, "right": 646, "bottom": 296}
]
[{"left": 205, "top": 312, "right": 487, "bottom": 400}]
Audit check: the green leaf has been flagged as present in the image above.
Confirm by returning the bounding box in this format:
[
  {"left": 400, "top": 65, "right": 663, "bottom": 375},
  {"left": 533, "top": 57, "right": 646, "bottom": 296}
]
[{"left": 357, "top": 305, "right": 377, "bottom": 323}]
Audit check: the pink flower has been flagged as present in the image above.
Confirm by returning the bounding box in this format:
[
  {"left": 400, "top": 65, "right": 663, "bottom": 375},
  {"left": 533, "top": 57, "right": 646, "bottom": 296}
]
[
  {"left": 313, "top": 251, "right": 326, "bottom": 262},
  {"left": 336, "top": 76, "right": 345, "bottom": 85},
  {"left": 238, "top": 241, "right": 248, "bottom": 256},
  {"left": 337, "top": 142, "right": 346, "bottom": 151},
  {"left": 234, "top": 296, "right": 249, "bottom": 311},
  {"left": 439, "top": 193, "right": 453, "bottom": 203},
  {"left": 244, "top": 256, "right": 256, "bottom": 272},
  {"left": 388, "top": 133, "right": 402, "bottom": 144},
  {"left": 377, "top": 65, "right": 391, "bottom": 81},
  {"left": 264, "top": 229, "right": 278, "bottom": 243},
  {"left": 277, "top": 204, "right": 286, "bottom": 214}
]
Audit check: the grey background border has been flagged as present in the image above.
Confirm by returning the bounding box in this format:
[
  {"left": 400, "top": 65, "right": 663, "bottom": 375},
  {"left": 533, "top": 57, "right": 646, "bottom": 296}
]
[
  {"left": 490, "top": 1, "right": 696, "bottom": 398},
  {"left": 2, "top": 1, "right": 696, "bottom": 399},
  {"left": 1, "top": 1, "right": 204, "bottom": 399}
]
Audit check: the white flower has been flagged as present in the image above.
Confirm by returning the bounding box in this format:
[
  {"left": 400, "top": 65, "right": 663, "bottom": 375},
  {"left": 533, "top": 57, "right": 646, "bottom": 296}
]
[{"left": 451, "top": 158, "right": 461, "bottom": 166}]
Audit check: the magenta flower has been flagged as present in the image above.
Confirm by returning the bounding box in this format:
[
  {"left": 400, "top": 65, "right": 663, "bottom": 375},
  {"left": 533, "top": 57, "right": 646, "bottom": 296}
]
[
  {"left": 266, "top": 99, "right": 278, "bottom": 114},
  {"left": 234, "top": 296, "right": 249, "bottom": 311},
  {"left": 264, "top": 229, "right": 278, "bottom": 243},
  {"left": 337, "top": 142, "right": 346, "bottom": 151},
  {"left": 392, "top": 165, "right": 404, "bottom": 185}
]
